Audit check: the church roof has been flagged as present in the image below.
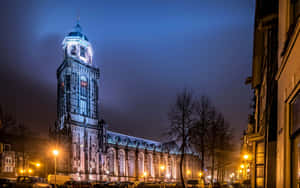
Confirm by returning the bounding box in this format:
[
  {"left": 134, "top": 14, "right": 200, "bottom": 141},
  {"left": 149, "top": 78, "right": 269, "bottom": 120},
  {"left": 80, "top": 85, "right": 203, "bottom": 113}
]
[
  {"left": 107, "top": 130, "right": 162, "bottom": 151},
  {"left": 67, "top": 23, "right": 89, "bottom": 41}
]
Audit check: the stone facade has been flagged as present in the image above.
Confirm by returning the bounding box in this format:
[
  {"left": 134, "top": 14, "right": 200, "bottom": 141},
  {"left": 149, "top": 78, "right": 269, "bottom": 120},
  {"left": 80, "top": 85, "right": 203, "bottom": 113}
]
[
  {"left": 243, "top": 1, "right": 278, "bottom": 187},
  {"left": 277, "top": 0, "right": 300, "bottom": 187},
  {"left": 52, "top": 23, "right": 201, "bottom": 182}
]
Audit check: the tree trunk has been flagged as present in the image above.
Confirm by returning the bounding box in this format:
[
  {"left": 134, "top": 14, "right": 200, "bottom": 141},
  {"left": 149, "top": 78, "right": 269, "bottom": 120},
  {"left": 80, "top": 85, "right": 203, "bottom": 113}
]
[
  {"left": 211, "top": 151, "right": 214, "bottom": 184},
  {"left": 180, "top": 152, "right": 185, "bottom": 188},
  {"left": 201, "top": 137, "right": 205, "bottom": 171}
]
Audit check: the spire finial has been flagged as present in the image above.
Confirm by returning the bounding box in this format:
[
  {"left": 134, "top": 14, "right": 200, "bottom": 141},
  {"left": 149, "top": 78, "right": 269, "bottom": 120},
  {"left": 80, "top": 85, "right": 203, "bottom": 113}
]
[
  {"left": 74, "top": 9, "right": 82, "bottom": 33},
  {"left": 77, "top": 9, "right": 80, "bottom": 24}
]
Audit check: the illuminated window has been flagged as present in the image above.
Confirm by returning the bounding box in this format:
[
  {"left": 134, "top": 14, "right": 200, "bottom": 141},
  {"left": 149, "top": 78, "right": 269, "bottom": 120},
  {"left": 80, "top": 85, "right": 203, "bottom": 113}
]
[
  {"left": 80, "top": 100, "right": 87, "bottom": 115},
  {"left": 80, "top": 76, "right": 88, "bottom": 97}
]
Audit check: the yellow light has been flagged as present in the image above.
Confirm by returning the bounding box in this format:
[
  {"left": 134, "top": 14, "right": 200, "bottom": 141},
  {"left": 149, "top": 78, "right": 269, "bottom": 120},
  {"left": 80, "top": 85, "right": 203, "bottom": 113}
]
[
  {"left": 240, "top": 164, "right": 245, "bottom": 169},
  {"left": 36, "top": 163, "right": 41, "bottom": 167},
  {"left": 198, "top": 172, "right": 202, "bottom": 177},
  {"left": 187, "top": 170, "right": 191, "bottom": 175},
  {"left": 239, "top": 170, "right": 242, "bottom": 173},
  {"left": 28, "top": 169, "right": 33, "bottom": 173},
  {"left": 160, "top": 165, "right": 165, "bottom": 170},
  {"left": 247, "top": 169, "right": 250, "bottom": 172},
  {"left": 20, "top": 169, "right": 24, "bottom": 174},
  {"left": 243, "top": 154, "right": 249, "bottom": 160},
  {"left": 53, "top": 149, "right": 59, "bottom": 156},
  {"left": 143, "top": 172, "right": 147, "bottom": 177}
]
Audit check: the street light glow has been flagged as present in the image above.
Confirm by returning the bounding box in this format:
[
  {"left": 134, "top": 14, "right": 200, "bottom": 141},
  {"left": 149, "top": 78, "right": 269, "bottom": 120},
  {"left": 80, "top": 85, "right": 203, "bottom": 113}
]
[
  {"left": 160, "top": 165, "right": 165, "bottom": 170},
  {"left": 36, "top": 163, "right": 41, "bottom": 167},
  {"left": 187, "top": 170, "right": 191, "bottom": 175},
  {"left": 166, "top": 173, "right": 171, "bottom": 178},
  {"left": 198, "top": 172, "right": 202, "bottom": 177},
  {"left": 240, "top": 164, "right": 245, "bottom": 169},
  {"left": 243, "top": 154, "right": 249, "bottom": 160},
  {"left": 143, "top": 172, "right": 147, "bottom": 177},
  {"left": 53, "top": 149, "right": 59, "bottom": 156},
  {"left": 28, "top": 169, "right": 33, "bottom": 173}
]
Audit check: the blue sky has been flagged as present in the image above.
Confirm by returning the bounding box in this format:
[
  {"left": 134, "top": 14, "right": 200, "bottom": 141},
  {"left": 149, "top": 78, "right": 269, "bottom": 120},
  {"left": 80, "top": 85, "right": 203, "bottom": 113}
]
[{"left": 0, "top": 0, "right": 255, "bottom": 141}]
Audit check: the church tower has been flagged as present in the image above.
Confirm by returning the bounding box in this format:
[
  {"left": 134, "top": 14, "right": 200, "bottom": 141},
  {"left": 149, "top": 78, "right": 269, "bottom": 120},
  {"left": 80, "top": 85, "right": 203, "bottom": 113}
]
[{"left": 55, "top": 22, "right": 103, "bottom": 181}]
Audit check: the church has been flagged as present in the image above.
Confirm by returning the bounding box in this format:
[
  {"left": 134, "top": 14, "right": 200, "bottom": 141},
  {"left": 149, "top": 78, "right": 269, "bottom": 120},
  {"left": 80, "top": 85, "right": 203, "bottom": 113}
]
[{"left": 51, "top": 22, "right": 201, "bottom": 182}]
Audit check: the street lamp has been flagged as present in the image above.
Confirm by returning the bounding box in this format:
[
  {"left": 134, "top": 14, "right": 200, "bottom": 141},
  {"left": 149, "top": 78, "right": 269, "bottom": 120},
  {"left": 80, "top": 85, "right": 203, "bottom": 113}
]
[
  {"left": 143, "top": 172, "right": 147, "bottom": 182},
  {"left": 186, "top": 170, "right": 191, "bottom": 177},
  {"left": 243, "top": 154, "right": 249, "bottom": 160},
  {"left": 52, "top": 149, "right": 59, "bottom": 188},
  {"left": 160, "top": 165, "right": 165, "bottom": 182}
]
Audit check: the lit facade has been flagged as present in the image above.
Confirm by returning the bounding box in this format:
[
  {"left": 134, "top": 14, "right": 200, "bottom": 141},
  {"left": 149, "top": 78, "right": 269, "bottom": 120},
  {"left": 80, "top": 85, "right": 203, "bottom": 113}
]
[
  {"left": 52, "top": 23, "right": 201, "bottom": 182},
  {"left": 277, "top": 0, "right": 300, "bottom": 187}
]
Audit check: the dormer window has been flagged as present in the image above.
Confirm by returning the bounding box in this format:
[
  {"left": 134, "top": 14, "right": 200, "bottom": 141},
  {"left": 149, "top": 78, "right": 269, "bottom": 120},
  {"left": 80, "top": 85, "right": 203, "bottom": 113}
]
[{"left": 80, "top": 46, "right": 86, "bottom": 58}]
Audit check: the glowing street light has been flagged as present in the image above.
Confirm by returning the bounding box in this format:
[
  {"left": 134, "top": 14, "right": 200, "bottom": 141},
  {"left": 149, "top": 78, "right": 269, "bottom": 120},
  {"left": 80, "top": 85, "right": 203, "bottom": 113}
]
[
  {"left": 36, "top": 163, "right": 41, "bottom": 167},
  {"left": 187, "top": 170, "right": 191, "bottom": 175},
  {"left": 159, "top": 165, "right": 165, "bottom": 182},
  {"left": 198, "top": 172, "right": 203, "bottom": 177},
  {"left": 243, "top": 154, "right": 249, "bottom": 160},
  {"left": 166, "top": 173, "right": 171, "bottom": 179},
  {"left": 143, "top": 172, "right": 147, "bottom": 182},
  {"left": 20, "top": 169, "right": 25, "bottom": 174},
  {"left": 53, "top": 150, "right": 59, "bottom": 156},
  {"left": 240, "top": 164, "right": 245, "bottom": 169},
  {"left": 28, "top": 169, "right": 33, "bottom": 174},
  {"left": 52, "top": 149, "right": 59, "bottom": 188}
]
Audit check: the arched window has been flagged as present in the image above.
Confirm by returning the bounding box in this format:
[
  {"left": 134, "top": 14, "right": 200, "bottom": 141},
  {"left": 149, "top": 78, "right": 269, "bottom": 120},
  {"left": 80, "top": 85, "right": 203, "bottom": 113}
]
[
  {"left": 138, "top": 152, "right": 144, "bottom": 177},
  {"left": 80, "top": 76, "right": 88, "bottom": 97},
  {"left": 107, "top": 149, "right": 115, "bottom": 175},
  {"left": 148, "top": 154, "right": 153, "bottom": 177},
  {"left": 119, "top": 150, "right": 125, "bottom": 176},
  {"left": 128, "top": 151, "right": 135, "bottom": 177}
]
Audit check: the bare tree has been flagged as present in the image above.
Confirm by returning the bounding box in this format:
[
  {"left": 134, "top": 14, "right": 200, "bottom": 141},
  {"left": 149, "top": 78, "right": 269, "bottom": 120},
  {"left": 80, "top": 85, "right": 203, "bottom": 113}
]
[
  {"left": 207, "top": 112, "right": 234, "bottom": 184},
  {"left": 190, "top": 96, "right": 214, "bottom": 172},
  {"left": 0, "top": 105, "right": 16, "bottom": 136},
  {"left": 167, "top": 89, "right": 194, "bottom": 188}
]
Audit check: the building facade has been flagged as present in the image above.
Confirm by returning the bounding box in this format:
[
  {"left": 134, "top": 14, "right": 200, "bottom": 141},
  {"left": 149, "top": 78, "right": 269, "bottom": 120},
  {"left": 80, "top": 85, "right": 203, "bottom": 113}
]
[
  {"left": 243, "top": 0, "right": 278, "bottom": 187},
  {"left": 277, "top": 0, "right": 300, "bottom": 187},
  {"left": 52, "top": 23, "right": 201, "bottom": 182}
]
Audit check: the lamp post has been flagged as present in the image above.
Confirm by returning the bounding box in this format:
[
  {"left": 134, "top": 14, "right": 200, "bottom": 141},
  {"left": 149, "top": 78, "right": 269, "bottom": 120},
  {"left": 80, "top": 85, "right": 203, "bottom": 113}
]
[
  {"left": 160, "top": 165, "right": 165, "bottom": 182},
  {"left": 143, "top": 172, "right": 147, "bottom": 182},
  {"left": 53, "top": 149, "right": 59, "bottom": 188}
]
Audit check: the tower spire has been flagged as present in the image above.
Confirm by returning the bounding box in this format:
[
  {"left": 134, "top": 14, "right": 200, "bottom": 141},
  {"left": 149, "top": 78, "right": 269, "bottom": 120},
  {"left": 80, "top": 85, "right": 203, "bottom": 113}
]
[{"left": 77, "top": 9, "right": 80, "bottom": 25}]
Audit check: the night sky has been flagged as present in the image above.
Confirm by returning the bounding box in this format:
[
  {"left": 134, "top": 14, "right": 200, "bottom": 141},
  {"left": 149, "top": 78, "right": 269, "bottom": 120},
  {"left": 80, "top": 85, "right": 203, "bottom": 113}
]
[{"left": 0, "top": 0, "right": 254, "bottom": 141}]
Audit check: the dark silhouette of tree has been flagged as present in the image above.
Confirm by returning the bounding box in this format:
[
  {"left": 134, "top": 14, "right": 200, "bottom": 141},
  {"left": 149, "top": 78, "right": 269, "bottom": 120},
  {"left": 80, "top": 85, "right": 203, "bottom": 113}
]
[
  {"left": 166, "top": 89, "right": 194, "bottom": 188},
  {"left": 190, "top": 96, "right": 214, "bottom": 172},
  {"left": 0, "top": 105, "right": 16, "bottom": 137}
]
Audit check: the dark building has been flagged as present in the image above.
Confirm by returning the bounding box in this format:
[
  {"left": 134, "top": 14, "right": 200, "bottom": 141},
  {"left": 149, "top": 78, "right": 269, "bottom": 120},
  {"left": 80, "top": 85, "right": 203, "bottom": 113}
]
[{"left": 243, "top": 0, "right": 278, "bottom": 187}]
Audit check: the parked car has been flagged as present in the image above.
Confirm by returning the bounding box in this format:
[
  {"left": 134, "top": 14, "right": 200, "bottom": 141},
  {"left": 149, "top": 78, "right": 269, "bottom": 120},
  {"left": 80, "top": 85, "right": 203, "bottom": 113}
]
[
  {"left": 15, "top": 176, "right": 51, "bottom": 188},
  {"left": 0, "top": 178, "right": 15, "bottom": 188}
]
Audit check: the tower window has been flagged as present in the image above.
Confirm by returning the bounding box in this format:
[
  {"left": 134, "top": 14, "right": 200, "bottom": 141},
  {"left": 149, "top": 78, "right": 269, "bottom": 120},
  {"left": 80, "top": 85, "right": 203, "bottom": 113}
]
[
  {"left": 80, "top": 100, "right": 87, "bottom": 116},
  {"left": 80, "top": 46, "right": 86, "bottom": 57},
  {"left": 80, "top": 76, "right": 88, "bottom": 97}
]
